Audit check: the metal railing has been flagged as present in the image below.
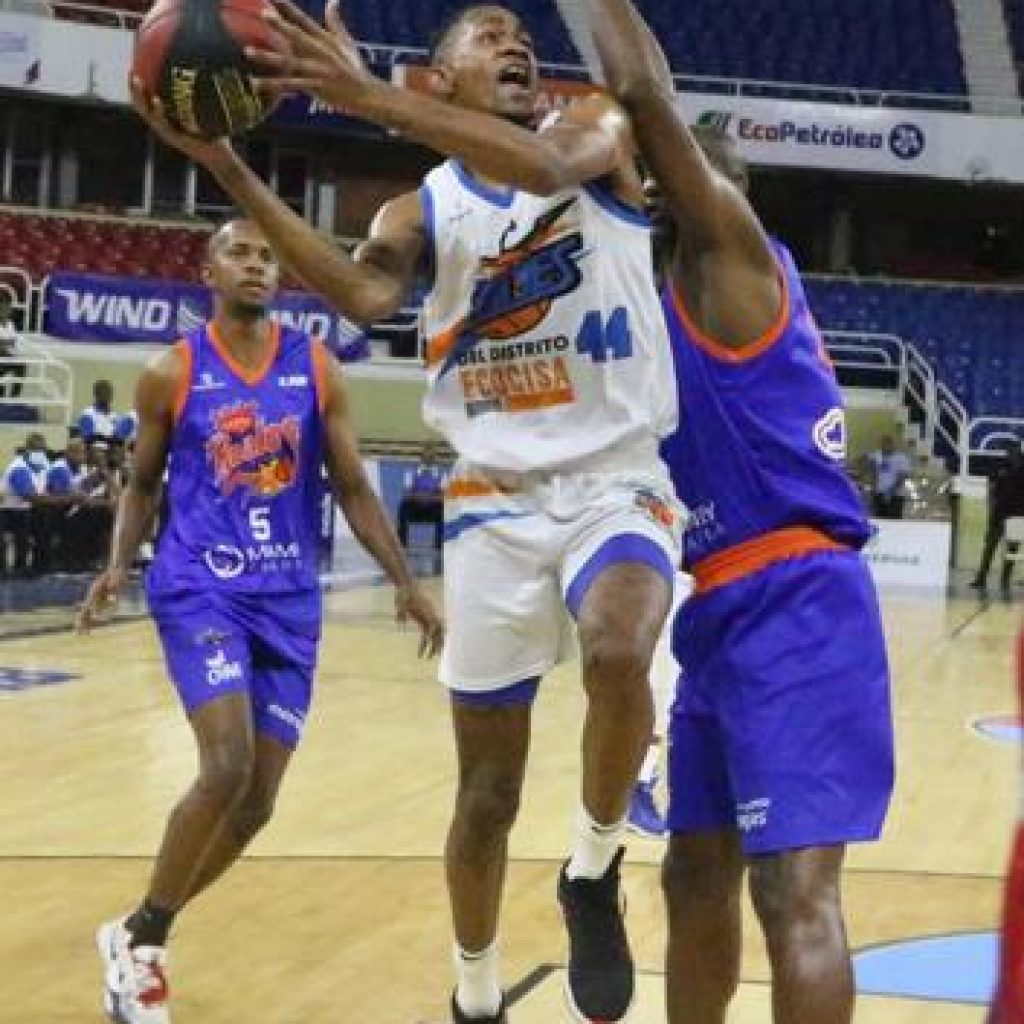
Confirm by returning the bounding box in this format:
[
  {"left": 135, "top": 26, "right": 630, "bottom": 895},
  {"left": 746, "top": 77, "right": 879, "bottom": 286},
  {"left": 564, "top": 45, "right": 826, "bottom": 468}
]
[
  {"left": 936, "top": 381, "right": 969, "bottom": 476},
  {"left": 0, "top": 340, "right": 73, "bottom": 424}
]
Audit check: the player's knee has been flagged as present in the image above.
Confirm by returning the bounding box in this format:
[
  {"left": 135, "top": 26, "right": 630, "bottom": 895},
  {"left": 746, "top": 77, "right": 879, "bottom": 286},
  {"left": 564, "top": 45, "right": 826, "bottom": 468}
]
[
  {"left": 580, "top": 631, "right": 652, "bottom": 695},
  {"left": 749, "top": 857, "right": 839, "bottom": 941},
  {"left": 197, "top": 745, "right": 255, "bottom": 807},
  {"left": 455, "top": 775, "right": 522, "bottom": 843}
]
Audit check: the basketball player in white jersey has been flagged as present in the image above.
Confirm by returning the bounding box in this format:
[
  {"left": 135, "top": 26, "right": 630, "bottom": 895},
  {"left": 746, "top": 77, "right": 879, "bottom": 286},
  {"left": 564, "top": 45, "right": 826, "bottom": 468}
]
[{"left": 131, "top": 5, "right": 682, "bottom": 1022}]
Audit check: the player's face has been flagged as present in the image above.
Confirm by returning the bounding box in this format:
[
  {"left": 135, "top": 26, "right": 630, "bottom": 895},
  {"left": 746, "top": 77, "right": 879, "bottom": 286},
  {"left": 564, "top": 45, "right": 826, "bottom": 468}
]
[
  {"left": 436, "top": 8, "right": 538, "bottom": 124},
  {"left": 204, "top": 223, "right": 280, "bottom": 314}
]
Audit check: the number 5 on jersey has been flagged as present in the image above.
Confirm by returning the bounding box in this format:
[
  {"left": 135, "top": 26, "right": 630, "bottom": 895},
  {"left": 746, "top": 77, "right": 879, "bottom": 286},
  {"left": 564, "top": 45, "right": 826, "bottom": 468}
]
[{"left": 249, "top": 507, "right": 271, "bottom": 542}]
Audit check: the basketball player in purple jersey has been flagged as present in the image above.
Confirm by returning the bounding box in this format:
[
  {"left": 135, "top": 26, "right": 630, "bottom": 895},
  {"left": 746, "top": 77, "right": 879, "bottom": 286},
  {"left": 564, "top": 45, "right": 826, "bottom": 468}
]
[
  {"left": 131, "top": 6, "right": 686, "bottom": 1023},
  {"left": 576, "top": 2, "right": 896, "bottom": 1021},
  {"left": 78, "top": 218, "right": 442, "bottom": 1024}
]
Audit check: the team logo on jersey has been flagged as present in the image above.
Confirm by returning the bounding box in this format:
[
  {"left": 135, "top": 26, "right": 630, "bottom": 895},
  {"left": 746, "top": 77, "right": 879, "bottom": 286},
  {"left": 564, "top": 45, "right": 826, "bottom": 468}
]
[
  {"left": 634, "top": 487, "right": 678, "bottom": 531},
  {"left": 813, "top": 407, "right": 847, "bottom": 461},
  {"left": 206, "top": 400, "right": 300, "bottom": 498},
  {"left": 429, "top": 197, "right": 585, "bottom": 378}
]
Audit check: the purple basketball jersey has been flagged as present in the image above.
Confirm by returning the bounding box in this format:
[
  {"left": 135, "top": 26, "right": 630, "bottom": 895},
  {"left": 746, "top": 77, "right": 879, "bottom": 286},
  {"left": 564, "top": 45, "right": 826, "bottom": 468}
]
[
  {"left": 659, "top": 240, "right": 871, "bottom": 571},
  {"left": 147, "top": 322, "right": 326, "bottom": 597}
]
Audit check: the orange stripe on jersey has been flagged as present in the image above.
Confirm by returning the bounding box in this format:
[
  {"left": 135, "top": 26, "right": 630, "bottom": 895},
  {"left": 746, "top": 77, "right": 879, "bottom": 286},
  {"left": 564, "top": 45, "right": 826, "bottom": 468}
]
[
  {"left": 208, "top": 320, "right": 282, "bottom": 386},
  {"left": 310, "top": 338, "right": 330, "bottom": 415},
  {"left": 669, "top": 261, "right": 790, "bottom": 364},
  {"left": 426, "top": 320, "right": 465, "bottom": 368},
  {"left": 692, "top": 526, "right": 846, "bottom": 596},
  {"left": 503, "top": 387, "right": 575, "bottom": 412},
  {"left": 171, "top": 338, "right": 192, "bottom": 426},
  {"left": 444, "top": 479, "right": 518, "bottom": 499}
]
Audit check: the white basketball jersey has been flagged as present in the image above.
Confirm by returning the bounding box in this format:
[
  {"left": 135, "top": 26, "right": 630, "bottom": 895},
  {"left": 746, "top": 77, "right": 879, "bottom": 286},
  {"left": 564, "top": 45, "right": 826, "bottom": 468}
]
[{"left": 419, "top": 158, "right": 677, "bottom": 474}]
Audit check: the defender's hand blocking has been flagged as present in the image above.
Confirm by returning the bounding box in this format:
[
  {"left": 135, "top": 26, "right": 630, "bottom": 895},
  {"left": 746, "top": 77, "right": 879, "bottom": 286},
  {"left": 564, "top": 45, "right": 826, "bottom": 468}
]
[
  {"left": 247, "top": 0, "right": 374, "bottom": 109},
  {"left": 395, "top": 584, "right": 445, "bottom": 659},
  {"left": 129, "top": 76, "right": 237, "bottom": 171},
  {"left": 76, "top": 567, "right": 128, "bottom": 634}
]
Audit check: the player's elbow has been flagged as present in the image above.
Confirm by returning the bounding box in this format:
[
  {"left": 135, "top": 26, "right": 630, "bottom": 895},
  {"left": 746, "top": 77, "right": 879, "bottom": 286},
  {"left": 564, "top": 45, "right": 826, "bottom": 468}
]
[
  {"left": 341, "top": 282, "right": 403, "bottom": 326},
  {"left": 609, "top": 73, "right": 672, "bottom": 113}
]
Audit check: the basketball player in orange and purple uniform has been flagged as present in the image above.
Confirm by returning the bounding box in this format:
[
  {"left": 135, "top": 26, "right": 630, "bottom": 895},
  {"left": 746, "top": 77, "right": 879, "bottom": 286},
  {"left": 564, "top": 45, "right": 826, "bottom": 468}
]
[
  {"left": 578, "top": 1, "right": 895, "bottom": 1021},
  {"left": 79, "top": 219, "right": 441, "bottom": 1024}
]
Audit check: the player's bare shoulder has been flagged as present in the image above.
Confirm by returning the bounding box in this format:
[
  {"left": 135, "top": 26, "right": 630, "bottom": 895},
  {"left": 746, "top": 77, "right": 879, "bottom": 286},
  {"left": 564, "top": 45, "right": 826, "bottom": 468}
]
[{"left": 357, "top": 188, "right": 428, "bottom": 281}]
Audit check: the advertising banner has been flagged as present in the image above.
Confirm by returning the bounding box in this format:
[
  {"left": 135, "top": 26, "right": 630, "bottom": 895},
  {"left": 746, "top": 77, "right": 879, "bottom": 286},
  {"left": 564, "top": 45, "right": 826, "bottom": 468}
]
[
  {"left": 44, "top": 272, "right": 367, "bottom": 355},
  {"left": 679, "top": 93, "right": 1024, "bottom": 183},
  {"left": 862, "top": 519, "right": 952, "bottom": 589}
]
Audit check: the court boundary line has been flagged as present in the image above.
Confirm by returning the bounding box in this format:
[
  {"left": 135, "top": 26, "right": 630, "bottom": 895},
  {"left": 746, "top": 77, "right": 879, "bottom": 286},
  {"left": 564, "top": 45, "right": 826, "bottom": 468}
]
[{"left": 949, "top": 602, "right": 989, "bottom": 639}]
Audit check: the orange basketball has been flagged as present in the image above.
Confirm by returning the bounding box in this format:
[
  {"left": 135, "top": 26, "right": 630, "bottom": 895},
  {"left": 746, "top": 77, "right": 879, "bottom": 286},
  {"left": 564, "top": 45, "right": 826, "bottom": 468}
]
[{"left": 482, "top": 300, "right": 552, "bottom": 340}]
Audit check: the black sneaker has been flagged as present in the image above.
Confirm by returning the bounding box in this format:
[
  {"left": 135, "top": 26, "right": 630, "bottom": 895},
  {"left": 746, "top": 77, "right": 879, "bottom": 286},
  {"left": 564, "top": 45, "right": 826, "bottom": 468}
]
[
  {"left": 450, "top": 991, "right": 507, "bottom": 1023},
  {"left": 557, "top": 847, "right": 634, "bottom": 1022}
]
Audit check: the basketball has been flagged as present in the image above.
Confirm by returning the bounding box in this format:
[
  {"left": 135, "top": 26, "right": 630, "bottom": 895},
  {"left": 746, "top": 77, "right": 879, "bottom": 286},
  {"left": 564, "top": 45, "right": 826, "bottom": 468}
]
[{"left": 132, "top": 0, "right": 290, "bottom": 138}]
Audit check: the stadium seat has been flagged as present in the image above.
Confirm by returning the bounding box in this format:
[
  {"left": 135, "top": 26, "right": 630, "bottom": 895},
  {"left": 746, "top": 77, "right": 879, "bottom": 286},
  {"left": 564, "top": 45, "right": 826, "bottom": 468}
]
[{"left": 807, "top": 277, "right": 1024, "bottom": 418}]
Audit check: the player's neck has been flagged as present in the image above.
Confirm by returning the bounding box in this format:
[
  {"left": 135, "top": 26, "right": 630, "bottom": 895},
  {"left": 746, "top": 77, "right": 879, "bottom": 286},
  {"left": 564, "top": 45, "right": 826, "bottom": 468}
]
[{"left": 211, "top": 313, "right": 274, "bottom": 366}]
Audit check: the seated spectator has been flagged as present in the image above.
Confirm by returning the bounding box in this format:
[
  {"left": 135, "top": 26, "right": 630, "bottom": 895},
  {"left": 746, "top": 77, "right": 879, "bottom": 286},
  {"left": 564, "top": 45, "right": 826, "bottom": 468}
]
[
  {"left": 397, "top": 447, "right": 446, "bottom": 551},
  {"left": 0, "top": 294, "right": 26, "bottom": 400},
  {"left": 47, "top": 436, "right": 114, "bottom": 571},
  {"left": 867, "top": 435, "right": 911, "bottom": 519},
  {"left": 0, "top": 432, "right": 61, "bottom": 574},
  {"left": 78, "top": 379, "right": 124, "bottom": 442}
]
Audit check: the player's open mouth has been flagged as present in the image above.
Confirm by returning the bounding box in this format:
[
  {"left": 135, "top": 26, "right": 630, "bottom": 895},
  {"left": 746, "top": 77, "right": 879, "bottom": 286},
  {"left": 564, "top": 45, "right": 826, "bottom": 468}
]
[{"left": 497, "top": 64, "right": 532, "bottom": 88}]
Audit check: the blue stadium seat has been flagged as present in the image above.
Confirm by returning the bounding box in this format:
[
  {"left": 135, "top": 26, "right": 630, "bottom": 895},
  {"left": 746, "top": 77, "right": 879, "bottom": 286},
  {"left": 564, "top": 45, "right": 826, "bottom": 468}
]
[
  {"left": 809, "top": 278, "right": 1024, "bottom": 418},
  {"left": 297, "top": 0, "right": 967, "bottom": 97}
]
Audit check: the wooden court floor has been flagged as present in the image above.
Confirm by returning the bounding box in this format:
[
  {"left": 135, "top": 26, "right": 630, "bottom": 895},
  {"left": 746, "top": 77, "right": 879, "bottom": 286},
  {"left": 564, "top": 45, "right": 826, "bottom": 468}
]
[{"left": 0, "top": 579, "right": 1017, "bottom": 1022}]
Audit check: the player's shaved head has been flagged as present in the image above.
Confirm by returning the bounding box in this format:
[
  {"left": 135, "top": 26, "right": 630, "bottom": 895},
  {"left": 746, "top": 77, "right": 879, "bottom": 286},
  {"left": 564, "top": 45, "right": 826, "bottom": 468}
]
[
  {"left": 430, "top": 5, "right": 522, "bottom": 63},
  {"left": 207, "top": 218, "right": 266, "bottom": 261}
]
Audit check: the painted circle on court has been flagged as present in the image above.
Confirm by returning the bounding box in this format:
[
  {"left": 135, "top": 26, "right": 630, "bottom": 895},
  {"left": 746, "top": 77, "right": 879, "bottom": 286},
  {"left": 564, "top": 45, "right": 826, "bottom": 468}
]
[{"left": 854, "top": 931, "right": 997, "bottom": 1003}]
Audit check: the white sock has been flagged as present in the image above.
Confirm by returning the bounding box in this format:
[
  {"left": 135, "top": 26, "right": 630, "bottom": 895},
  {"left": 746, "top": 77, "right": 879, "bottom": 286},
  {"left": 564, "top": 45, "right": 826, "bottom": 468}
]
[
  {"left": 566, "top": 805, "right": 626, "bottom": 880},
  {"left": 638, "top": 740, "right": 661, "bottom": 786},
  {"left": 453, "top": 939, "right": 502, "bottom": 1018}
]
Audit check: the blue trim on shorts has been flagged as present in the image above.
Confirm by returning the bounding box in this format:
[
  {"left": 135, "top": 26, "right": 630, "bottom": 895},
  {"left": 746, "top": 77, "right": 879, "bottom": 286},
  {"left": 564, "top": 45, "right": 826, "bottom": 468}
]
[
  {"left": 565, "top": 533, "right": 675, "bottom": 617},
  {"left": 451, "top": 677, "right": 540, "bottom": 706},
  {"left": 443, "top": 510, "right": 533, "bottom": 543}
]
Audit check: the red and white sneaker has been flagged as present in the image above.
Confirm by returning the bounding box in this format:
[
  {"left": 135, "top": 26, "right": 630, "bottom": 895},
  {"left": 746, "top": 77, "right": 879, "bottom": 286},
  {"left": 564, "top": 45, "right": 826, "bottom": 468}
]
[{"left": 96, "top": 918, "right": 171, "bottom": 1024}]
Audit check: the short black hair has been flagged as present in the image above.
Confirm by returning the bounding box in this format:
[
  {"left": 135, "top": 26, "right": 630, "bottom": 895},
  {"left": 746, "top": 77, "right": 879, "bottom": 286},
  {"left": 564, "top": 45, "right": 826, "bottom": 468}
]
[{"left": 429, "top": 5, "right": 498, "bottom": 62}]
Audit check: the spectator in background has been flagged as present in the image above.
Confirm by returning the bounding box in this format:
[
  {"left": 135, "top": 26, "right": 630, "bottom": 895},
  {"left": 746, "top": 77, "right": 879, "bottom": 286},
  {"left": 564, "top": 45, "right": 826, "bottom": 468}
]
[
  {"left": 79, "top": 380, "right": 122, "bottom": 442},
  {"left": 47, "top": 436, "right": 113, "bottom": 571},
  {"left": 1, "top": 432, "right": 58, "bottom": 574},
  {"left": 868, "top": 435, "right": 911, "bottom": 518},
  {"left": 972, "top": 439, "right": 1024, "bottom": 596},
  {"left": 0, "top": 294, "right": 26, "bottom": 400},
  {"left": 397, "top": 446, "right": 446, "bottom": 552}
]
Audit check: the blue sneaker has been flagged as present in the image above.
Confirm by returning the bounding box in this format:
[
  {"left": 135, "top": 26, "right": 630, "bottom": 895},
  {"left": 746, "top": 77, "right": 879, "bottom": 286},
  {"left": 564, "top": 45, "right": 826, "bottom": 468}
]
[{"left": 626, "top": 780, "right": 666, "bottom": 838}]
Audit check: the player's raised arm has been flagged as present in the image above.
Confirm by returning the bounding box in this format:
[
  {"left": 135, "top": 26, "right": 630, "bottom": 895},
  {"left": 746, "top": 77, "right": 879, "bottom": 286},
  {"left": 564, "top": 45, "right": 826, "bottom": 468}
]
[
  {"left": 129, "top": 78, "right": 422, "bottom": 325},
  {"left": 250, "top": 1, "right": 633, "bottom": 197},
  {"left": 77, "top": 347, "right": 180, "bottom": 632},
  {"left": 317, "top": 349, "right": 444, "bottom": 657},
  {"left": 575, "top": 0, "right": 781, "bottom": 347}
]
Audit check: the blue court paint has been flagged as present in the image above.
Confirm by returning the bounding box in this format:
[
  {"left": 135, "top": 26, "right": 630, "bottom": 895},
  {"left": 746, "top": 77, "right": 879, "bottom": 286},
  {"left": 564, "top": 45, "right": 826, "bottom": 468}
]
[
  {"left": 971, "top": 715, "right": 1024, "bottom": 745},
  {"left": 0, "top": 667, "right": 79, "bottom": 692},
  {"left": 853, "top": 931, "right": 998, "bottom": 1004}
]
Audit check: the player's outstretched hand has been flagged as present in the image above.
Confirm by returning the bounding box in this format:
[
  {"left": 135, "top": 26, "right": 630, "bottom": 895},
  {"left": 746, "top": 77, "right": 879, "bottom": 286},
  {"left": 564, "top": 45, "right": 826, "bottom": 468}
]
[
  {"left": 76, "top": 566, "right": 128, "bottom": 634},
  {"left": 248, "top": 0, "right": 375, "bottom": 111},
  {"left": 395, "top": 583, "right": 445, "bottom": 659},
  {"left": 128, "top": 76, "right": 237, "bottom": 171}
]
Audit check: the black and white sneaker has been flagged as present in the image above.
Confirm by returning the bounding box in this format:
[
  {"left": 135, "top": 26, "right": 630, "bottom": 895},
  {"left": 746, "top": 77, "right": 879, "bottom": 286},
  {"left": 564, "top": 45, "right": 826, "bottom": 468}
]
[
  {"left": 557, "top": 847, "right": 634, "bottom": 1023},
  {"left": 450, "top": 990, "right": 507, "bottom": 1023}
]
